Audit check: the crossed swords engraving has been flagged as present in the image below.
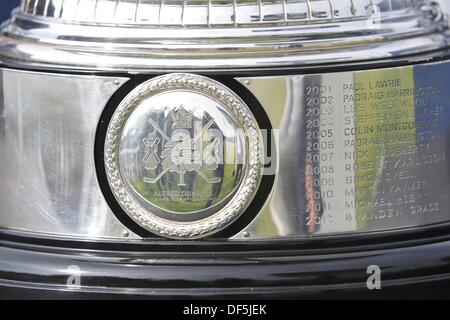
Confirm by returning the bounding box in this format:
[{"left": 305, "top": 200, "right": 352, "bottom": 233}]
[{"left": 143, "top": 118, "right": 222, "bottom": 186}]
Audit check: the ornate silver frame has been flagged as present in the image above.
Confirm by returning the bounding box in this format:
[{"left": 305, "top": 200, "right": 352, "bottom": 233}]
[{"left": 104, "top": 73, "right": 263, "bottom": 239}]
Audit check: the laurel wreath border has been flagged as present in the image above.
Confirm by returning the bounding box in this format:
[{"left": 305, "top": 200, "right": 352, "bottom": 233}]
[{"left": 104, "top": 73, "right": 261, "bottom": 239}]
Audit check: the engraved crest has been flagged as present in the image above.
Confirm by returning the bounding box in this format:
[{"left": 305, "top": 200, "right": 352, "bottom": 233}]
[{"left": 142, "top": 106, "right": 222, "bottom": 186}]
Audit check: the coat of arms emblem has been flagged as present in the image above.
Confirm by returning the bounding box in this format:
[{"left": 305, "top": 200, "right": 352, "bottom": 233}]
[
  {"left": 104, "top": 73, "right": 262, "bottom": 239},
  {"left": 142, "top": 106, "right": 222, "bottom": 187}
]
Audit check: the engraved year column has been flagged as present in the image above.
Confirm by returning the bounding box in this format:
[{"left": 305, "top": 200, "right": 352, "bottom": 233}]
[
  {"left": 304, "top": 76, "right": 336, "bottom": 234},
  {"left": 304, "top": 73, "right": 359, "bottom": 234}
]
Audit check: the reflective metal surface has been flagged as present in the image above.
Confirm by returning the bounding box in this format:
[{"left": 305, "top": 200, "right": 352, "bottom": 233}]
[
  {"left": 104, "top": 74, "right": 262, "bottom": 239},
  {"left": 0, "top": 69, "right": 136, "bottom": 239},
  {"left": 20, "top": 0, "right": 419, "bottom": 26},
  {"left": 234, "top": 60, "right": 450, "bottom": 239},
  {"left": 2, "top": 60, "right": 450, "bottom": 240},
  {"left": 0, "top": 1, "right": 448, "bottom": 70}
]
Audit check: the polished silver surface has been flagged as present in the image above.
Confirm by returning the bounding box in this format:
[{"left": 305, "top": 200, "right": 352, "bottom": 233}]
[
  {"left": 2, "top": 60, "right": 450, "bottom": 240},
  {"left": 0, "top": 1, "right": 448, "bottom": 70},
  {"left": 19, "top": 0, "right": 417, "bottom": 26},
  {"left": 0, "top": 69, "right": 137, "bottom": 239},
  {"left": 234, "top": 61, "right": 450, "bottom": 239},
  {"left": 0, "top": 0, "right": 449, "bottom": 242},
  {"left": 440, "top": 0, "right": 450, "bottom": 15},
  {"left": 104, "top": 74, "right": 262, "bottom": 239}
]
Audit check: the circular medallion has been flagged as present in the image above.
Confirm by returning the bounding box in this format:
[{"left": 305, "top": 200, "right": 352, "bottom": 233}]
[{"left": 104, "top": 74, "right": 262, "bottom": 239}]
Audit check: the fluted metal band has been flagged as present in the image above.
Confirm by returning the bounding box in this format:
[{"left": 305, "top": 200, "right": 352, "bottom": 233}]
[{"left": 20, "top": 0, "right": 419, "bottom": 27}]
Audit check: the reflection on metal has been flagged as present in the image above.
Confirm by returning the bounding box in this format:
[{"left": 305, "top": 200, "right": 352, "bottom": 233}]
[
  {"left": 20, "top": 0, "right": 416, "bottom": 26},
  {"left": 1, "top": 60, "right": 450, "bottom": 240},
  {"left": 104, "top": 74, "right": 262, "bottom": 239},
  {"left": 0, "top": 0, "right": 450, "bottom": 241},
  {"left": 233, "top": 61, "right": 450, "bottom": 239},
  {"left": 0, "top": 70, "right": 134, "bottom": 239}
]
